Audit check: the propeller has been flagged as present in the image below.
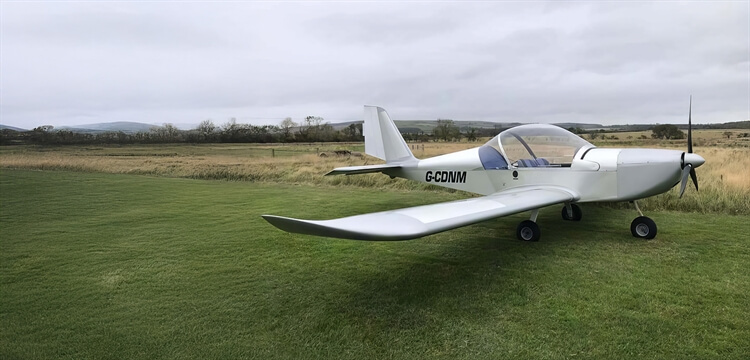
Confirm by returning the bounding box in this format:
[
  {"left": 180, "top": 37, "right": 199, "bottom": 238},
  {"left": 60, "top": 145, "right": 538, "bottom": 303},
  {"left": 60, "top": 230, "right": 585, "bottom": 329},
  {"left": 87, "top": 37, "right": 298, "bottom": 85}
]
[{"left": 679, "top": 95, "right": 699, "bottom": 198}]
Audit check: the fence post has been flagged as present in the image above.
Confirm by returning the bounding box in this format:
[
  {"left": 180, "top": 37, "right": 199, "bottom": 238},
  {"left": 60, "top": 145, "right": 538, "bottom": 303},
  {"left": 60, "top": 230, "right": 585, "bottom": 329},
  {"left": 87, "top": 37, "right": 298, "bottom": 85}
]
[{"left": 272, "top": 148, "right": 275, "bottom": 157}]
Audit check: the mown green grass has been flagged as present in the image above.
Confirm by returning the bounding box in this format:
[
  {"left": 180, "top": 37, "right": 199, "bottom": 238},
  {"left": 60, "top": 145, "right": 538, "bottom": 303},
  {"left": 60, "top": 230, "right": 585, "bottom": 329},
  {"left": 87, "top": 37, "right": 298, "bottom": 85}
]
[{"left": 1, "top": 170, "right": 749, "bottom": 359}]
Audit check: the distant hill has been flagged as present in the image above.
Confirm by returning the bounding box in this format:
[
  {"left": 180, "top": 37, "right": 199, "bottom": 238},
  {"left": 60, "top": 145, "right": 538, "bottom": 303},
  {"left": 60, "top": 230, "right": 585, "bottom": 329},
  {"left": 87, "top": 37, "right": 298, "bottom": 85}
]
[
  {"left": 5, "top": 118, "right": 747, "bottom": 137},
  {"left": 58, "top": 122, "right": 155, "bottom": 134},
  {"left": 329, "top": 121, "right": 361, "bottom": 131},
  {"left": 0, "top": 124, "right": 28, "bottom": 132},
  {"left": 393, "top": 119, "right": 749, "bottom": 133},
  {"left": 554, "top": 123, "right": 605, "bottom": 130},
  {"left": 325, "top": 119, "right": 748, "bottom": 135},
  {"left": 327, "top": 119, "right": 518, "bottom": 133},
  {"left": 698, "top": 120, "right": 750, "bottom": 130},
  {"left": 393, "top": 120, "right": 514, "bottom": 133},
  {"left": 390, "top": 120, "right": 604, "bottom": 134}
]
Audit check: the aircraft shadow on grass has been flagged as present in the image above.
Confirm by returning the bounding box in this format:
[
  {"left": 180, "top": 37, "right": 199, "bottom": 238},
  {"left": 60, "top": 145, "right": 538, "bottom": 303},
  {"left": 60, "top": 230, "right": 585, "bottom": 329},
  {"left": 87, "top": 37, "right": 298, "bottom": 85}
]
[
  {"left": 331, "top": 228, "right": 553, "bottom": 331},
  {"left": 326, "top": 209, "right": 644, "bottom": 331}
]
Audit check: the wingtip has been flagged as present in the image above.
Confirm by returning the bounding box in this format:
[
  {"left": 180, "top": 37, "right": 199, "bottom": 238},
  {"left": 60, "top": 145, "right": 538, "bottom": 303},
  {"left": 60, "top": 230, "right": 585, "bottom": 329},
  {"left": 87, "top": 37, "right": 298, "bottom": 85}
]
[
  {"left": 261, "top": 214, "right": 297, "bottom": 232},
  {"left": 261, "top": 214, "right": 285, "bottom": 225},
  {"left": 261, "top": 214, "right": 284, "bottom": 222}
]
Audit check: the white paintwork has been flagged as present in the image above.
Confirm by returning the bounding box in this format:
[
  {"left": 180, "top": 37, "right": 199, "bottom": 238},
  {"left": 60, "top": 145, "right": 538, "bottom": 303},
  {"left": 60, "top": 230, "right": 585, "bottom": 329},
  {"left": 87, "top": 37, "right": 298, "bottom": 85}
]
[
  {"left": 570, "top": 146, "right": 600, "bottom": 171},
  {"left": 363, "top": 106, "right": 415, "bottom": 163},
  {"left": 398, "top": 196, "right": 505, "bottom": 224},
  {"left": 570, "top": 160, "right": 600, "bottom": 171},
  {"left": 417, "top": 148, "right": 483, "bottom": 170},
  {"left": 262, "top": 186, "right": 577, "bottom": 240},
  {"left": 616, "top": 149, "right": 684, "bottom": 200},
  {"left": 581, "top": 148, "right": 621, "bottom": 171},
  {"left": 264, "top": 106, "right": 706, "bottom": 241}
]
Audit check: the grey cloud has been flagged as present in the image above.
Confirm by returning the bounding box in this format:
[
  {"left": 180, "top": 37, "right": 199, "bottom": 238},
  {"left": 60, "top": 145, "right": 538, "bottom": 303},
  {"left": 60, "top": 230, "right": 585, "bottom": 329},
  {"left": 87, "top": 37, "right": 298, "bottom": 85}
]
[
  {"left": 311, "top": 5, "right": 462, "bottom": 45},
  {"left": 4, "top": 3, "right": 223, "bottom": 49},
  {"left": 0, "top": 1, "right": 747, "bottom": 129}
]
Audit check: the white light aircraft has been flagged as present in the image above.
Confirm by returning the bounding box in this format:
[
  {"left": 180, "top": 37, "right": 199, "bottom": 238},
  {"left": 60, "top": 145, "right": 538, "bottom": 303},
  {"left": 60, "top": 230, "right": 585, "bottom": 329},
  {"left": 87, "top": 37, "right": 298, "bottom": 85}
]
[{"left": 263, "top": 100, "right": 704, "bottom": 241}]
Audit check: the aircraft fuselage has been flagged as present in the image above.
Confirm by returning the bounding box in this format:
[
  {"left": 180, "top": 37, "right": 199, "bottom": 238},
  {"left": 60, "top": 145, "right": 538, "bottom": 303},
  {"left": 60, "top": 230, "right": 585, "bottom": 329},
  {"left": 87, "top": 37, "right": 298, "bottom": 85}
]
[{"left": 390, "top": 146, "right": 698, "bottom": 203}]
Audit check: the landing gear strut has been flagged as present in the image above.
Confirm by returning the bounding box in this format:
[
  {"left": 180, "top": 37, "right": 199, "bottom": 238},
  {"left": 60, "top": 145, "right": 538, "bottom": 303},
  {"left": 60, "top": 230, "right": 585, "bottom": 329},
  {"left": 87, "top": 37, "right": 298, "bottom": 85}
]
[
  {"left": 630, "top": 201, "right": 657, "bottom": 239},
  {"left": 561, "top": 203, "right": 582, "bottom": 221}
]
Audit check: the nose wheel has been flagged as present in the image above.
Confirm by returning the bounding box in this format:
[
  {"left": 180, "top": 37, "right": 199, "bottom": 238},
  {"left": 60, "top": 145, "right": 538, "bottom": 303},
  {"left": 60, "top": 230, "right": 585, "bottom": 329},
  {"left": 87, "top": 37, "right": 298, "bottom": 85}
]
[
  {"left": 630, "top": 201, "right": 657, "bottom": 239},
  {"left": 631, "top": 217, "right": 657, "bottom": 239}
]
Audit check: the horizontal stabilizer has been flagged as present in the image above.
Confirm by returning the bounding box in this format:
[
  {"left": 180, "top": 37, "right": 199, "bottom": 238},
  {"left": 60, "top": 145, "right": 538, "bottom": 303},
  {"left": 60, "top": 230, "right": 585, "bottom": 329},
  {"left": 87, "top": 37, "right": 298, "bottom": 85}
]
[
  {"left": 262, "top": 186, "right": 578, "bottom": 241},
  {"left": 326, "top": 164, "right": 401, "bottom": 176}
]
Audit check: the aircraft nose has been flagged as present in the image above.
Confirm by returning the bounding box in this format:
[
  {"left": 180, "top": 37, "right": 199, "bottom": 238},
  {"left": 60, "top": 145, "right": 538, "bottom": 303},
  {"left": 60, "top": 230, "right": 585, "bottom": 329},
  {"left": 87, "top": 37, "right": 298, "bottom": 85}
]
[{"left": 683, "top": 153, "right": 705, "bottom": 168}]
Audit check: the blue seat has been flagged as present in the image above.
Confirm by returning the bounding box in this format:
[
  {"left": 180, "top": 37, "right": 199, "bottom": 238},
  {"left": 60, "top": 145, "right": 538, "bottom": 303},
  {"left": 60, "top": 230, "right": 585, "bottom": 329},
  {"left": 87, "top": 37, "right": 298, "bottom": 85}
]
[{"left": 517, "top": 158, "right": 550, "bottom": 167}]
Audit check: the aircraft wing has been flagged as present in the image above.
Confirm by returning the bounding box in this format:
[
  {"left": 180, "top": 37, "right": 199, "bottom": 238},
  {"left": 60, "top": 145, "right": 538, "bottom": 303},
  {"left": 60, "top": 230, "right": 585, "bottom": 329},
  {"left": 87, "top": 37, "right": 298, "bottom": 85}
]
[{"left": 262, "top": 186, "right": 579, "bottom": 240}]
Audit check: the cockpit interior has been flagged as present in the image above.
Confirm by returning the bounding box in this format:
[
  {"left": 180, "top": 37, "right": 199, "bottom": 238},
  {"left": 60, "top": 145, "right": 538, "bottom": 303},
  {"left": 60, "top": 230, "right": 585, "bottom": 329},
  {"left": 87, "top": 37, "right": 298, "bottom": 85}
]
[{"left": 479, "top": 124, "right": 594, "bottom": 169}]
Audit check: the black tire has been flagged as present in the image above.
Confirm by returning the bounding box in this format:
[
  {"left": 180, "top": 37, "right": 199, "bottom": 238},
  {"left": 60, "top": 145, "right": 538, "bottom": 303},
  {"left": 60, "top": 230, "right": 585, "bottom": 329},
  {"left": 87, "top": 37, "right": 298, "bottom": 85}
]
[
  {"left": 630, "top": 216, "right": 657, "bottom": 240},
  {"left": 561, "top": 204, "right": 582, "bottom": 221},
  {"left": 516, "top": 220, "right": 541, "bottom": 242}
]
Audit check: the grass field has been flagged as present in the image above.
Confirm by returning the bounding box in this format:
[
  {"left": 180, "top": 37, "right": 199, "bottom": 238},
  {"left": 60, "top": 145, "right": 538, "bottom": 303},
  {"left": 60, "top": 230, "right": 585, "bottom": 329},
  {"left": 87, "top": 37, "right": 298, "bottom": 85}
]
[{"left": 2, "top": 170, "right": 749, "bottom": 359}]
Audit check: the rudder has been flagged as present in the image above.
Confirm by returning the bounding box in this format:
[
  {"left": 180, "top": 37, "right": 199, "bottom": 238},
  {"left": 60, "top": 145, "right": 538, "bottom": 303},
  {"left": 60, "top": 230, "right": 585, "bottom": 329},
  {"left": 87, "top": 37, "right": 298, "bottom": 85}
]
[{"left": 363, "top": 106, "right": 416, "bottom": 163}]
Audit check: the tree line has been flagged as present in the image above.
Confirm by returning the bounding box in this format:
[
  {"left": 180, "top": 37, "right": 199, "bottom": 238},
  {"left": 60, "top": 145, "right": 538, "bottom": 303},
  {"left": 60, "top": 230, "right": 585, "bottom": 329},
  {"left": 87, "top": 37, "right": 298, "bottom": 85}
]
[
  {"left": 0, "top": 116, "right": 367, "bottom": 145},
  {"left": 4, "top": 118, "right": 737, "bottom": 146},
  {"left": 1, "top": 117, "right": 490, "bottom": 146}
]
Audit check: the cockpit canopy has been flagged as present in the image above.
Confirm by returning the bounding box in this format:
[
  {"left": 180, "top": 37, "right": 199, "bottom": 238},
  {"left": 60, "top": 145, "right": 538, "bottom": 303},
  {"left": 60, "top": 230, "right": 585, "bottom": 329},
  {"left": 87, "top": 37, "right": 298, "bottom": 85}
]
[{"left": 480, "top": 124, "right": 594, "bottom": 169}]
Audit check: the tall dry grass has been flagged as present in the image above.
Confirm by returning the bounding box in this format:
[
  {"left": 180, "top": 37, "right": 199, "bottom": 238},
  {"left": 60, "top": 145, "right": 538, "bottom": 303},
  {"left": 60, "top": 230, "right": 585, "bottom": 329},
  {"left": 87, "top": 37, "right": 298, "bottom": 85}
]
[
  {"left": 0, "top": 145, "right": 439, "bottom": 192},
  {"left": 1, "top": 140, "right": 748, "bottom": 214}
]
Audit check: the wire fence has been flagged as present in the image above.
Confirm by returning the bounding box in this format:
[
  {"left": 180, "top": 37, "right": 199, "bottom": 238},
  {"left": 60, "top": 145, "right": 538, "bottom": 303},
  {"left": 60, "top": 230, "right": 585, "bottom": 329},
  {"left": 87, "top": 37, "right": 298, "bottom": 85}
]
[{"left": 253, "top": 144, "right": 366, "bottom": 158}]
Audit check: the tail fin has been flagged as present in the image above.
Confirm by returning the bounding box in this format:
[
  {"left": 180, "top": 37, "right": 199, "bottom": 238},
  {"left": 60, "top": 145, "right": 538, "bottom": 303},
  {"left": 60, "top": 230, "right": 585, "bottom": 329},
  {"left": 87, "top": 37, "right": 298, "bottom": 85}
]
[{"left": 363, "top": 106, "right": 416, "bottom": 163}]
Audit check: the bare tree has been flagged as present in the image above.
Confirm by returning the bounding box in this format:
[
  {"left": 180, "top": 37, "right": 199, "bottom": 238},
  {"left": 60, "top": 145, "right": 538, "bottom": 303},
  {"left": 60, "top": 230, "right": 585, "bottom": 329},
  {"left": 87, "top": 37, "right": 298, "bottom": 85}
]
[
  {"left": 197, "top": 119, "right": 216, "bottom": 141},
  {"left": 163, "top": 123, "right": 180, "bottom": 139},
  {"left": 222, "top": 118, "right": 238, "bottom": 132},
  {"left": 149, "top": 123, "right": 181, "bottom": 142},
  {"left": 33, "top": 125, "right": 54, "bottom": 132},
  {"left": 298, "top": 116, "right": 324, "bottom": 141},
  {"left": 280, "top": 117, "right": 297, "bottom": 141}
]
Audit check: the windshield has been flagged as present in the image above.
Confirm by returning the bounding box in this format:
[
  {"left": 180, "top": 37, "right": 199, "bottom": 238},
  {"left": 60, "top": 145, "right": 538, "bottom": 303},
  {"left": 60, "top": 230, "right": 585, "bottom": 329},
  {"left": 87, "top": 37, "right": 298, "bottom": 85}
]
[{"left": 485, "top": 124, "right": 593, "bottom": 167}]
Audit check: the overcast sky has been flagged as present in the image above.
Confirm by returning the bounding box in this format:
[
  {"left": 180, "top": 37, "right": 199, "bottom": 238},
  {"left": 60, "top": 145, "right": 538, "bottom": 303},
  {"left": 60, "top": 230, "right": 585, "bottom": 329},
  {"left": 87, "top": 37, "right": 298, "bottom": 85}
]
[{"left": 1, "top": 1, "right": 748, "bottom": 129}]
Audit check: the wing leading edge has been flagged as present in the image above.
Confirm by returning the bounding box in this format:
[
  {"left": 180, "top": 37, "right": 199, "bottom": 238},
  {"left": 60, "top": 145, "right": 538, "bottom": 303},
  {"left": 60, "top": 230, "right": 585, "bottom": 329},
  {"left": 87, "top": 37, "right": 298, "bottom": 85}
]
[{"left": 262, "top": 186, "right": 579, "bottom": 241}]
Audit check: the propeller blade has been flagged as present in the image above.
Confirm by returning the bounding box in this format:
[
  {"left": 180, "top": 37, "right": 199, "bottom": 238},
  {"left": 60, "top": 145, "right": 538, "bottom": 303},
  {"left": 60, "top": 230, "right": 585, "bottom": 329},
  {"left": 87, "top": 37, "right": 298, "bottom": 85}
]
[
  {"left": 689, "top": 167, "right": 698, "bottom": 192},
  {"left": 679, "top": 164, "right": 692, "bottom": 198},
  {"left": 688, "top": 95, "right": 693, "bottom": 153}
]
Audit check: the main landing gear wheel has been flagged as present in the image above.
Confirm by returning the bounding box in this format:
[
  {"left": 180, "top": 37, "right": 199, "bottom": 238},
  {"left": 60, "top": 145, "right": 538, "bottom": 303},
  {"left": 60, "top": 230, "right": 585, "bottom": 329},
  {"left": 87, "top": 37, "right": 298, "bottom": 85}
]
[
  {"left": 561, "top": 204, "right": 582, "bottom": 221},
  {"left": 516, "top": 220, "right": 541, "bottom": 242},
  {"left": 631, "top": 216, "right": 657, "bottom": 240}
]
